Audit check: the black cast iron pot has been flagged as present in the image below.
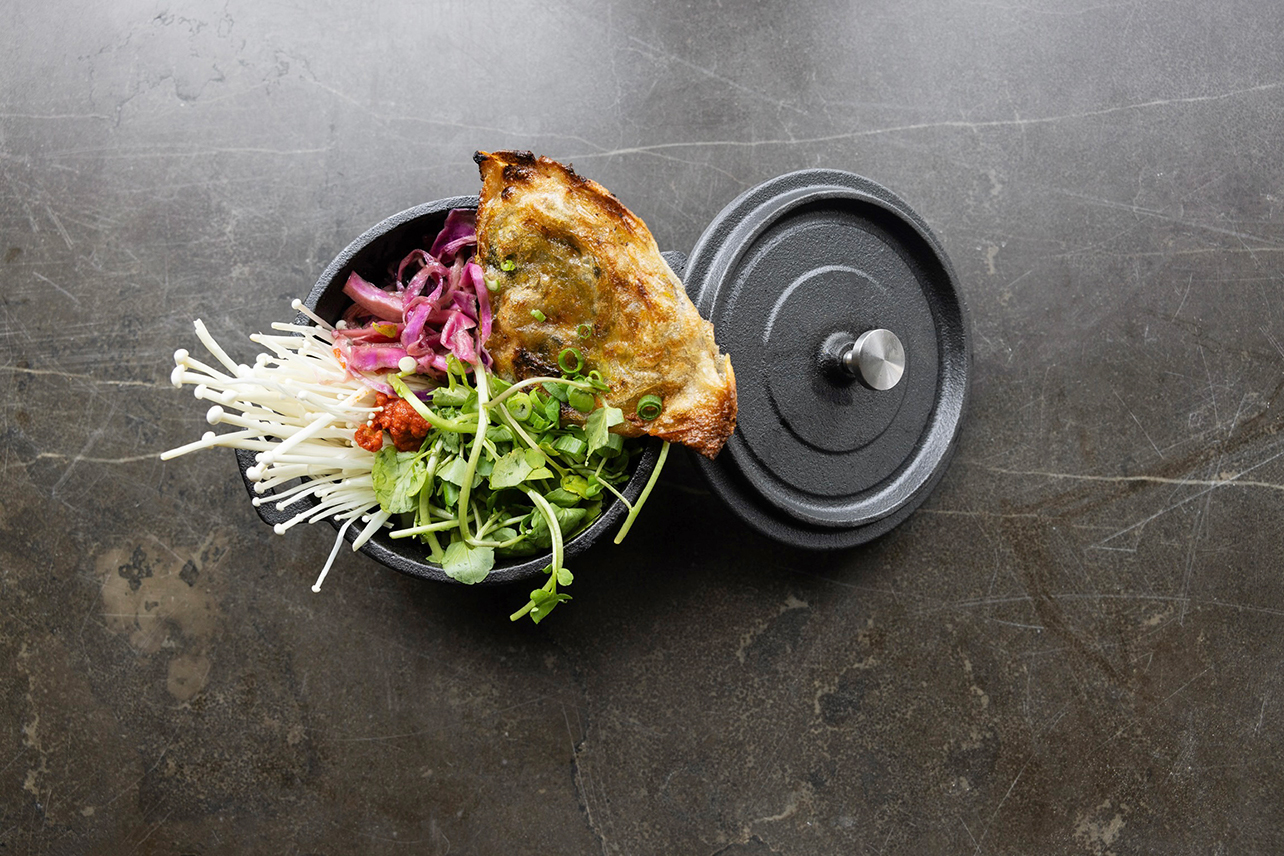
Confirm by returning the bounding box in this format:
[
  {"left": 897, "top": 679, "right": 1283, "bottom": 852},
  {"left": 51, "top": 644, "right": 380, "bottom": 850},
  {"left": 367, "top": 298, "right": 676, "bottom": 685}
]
[{"left": 237, "top": 169, "right": 970, "bottom": 585}]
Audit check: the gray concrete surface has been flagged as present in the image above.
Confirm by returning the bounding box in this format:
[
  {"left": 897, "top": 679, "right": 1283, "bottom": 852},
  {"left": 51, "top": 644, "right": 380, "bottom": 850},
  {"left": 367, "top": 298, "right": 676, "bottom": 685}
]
[{"left": 3, "top": 0, "right": 1284, "bottom": 852}]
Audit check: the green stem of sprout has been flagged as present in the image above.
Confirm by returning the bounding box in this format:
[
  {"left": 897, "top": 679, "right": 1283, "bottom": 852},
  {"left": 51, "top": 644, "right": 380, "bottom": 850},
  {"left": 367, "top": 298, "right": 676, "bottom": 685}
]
[
  {"left": 457, "top": 359, "right": 491, "bottom": 542},
  {"left": 613, "top": 441, "right": 669, "bottom": 544}
]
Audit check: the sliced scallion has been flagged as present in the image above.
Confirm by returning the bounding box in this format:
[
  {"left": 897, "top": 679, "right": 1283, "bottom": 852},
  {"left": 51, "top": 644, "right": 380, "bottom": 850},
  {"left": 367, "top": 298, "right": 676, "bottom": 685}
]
[
  {"left": 567, "top": 387, "right": 596, "bottom": 413},
  {"left": 557, "top": 347, "right": 584, "bottom": 375},
  {"left": 636, "top": 394, "right": 663, "bottom": 421}
]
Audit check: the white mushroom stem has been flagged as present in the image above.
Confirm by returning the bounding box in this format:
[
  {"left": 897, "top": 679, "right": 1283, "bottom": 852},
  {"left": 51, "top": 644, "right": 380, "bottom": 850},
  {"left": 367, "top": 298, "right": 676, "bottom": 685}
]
[
  {"left": 353, "top": 509, "right": 392, "bottom": 551},
  {"left": 193, "top": 319, "right": 243, "bottom": 375},
  {"left": 312, "top": 516, "right": 355, "bottom": 593}
]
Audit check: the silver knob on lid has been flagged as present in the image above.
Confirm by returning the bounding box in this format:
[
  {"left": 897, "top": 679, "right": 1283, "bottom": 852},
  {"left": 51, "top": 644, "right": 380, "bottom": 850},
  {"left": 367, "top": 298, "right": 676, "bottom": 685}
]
[{"left": 840, "top": 329, "right": 905, "bottom": 390}]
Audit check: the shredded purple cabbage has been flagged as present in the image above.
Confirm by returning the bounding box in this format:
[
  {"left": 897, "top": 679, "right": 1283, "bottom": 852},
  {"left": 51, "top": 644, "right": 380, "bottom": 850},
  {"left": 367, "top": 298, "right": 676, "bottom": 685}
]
[
  {"left": 333, "top": 209, "right": 491, "bottom": 379},
  {"left": 429, "top": 209, "right": 478, "bottom": 263}
]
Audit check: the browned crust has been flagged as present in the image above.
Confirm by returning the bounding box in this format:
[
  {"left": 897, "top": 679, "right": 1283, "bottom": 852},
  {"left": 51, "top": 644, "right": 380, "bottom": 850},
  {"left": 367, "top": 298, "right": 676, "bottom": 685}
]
[
  {"left": 633, "top": 360, "right": 737, "bottom": 458},
  {"left": 473, "top": 150, "right": 737, "bottom": 458},
  {"left": 474, "top": 150, "right": 640, "bottom": 232}
]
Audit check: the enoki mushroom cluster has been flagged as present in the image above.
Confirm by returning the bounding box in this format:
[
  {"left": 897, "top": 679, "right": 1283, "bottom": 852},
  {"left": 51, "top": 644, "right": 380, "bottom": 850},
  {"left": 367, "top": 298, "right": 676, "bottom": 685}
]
[{"left": 163, "top": 301, "right": 392, "bottom": 590}]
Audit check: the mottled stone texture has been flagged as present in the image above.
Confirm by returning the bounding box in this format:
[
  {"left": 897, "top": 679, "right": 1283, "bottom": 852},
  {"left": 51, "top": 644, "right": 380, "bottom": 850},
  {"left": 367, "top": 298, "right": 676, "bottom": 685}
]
[{"left": 3, "top": 0, "right": 1284, "bottom": 853}]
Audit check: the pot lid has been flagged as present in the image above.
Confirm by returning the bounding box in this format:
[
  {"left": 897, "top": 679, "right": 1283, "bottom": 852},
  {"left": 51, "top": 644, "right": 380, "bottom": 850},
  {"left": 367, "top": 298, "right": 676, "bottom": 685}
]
[{"left": 680, "top": 169, "right": 970, "bottom": 549}]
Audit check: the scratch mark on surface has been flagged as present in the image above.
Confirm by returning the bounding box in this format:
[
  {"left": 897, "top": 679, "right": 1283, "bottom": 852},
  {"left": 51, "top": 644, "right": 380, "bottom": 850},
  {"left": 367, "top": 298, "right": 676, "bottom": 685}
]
[
  {"left": 1054, "top": 189, "right": 1282, "bottom": 248},
  {"left": 1061, "top": 246, "right": 1284, "bottom": 260},
  {"left": 973, "top": 463, "right": 1284, "bottom": 492},
  {"left": 989, "top": 618, "right": 1046, "bottom": 630},
  {"left": 1199, "top": 345, "right": 1220, "bottom": 426},
  {"left": 49, "top": 423, "right": 108, "bottom": 498},
  {"left": 1091, "top": 444, "right": 1284, "bottom": 547},
  {"left": 44, "top": 205, "right": 74, "bottom": 250},
  {"left": 1262, "top": 326, "right": 1284, "bottom": 362},
  {"left": 959, "top": 0, "right": 1141, "bottom": 16},
  {"left": 923, "top": 592, "right": 1284, "bottom": 620},
  {"left": 1172, "top": 274, "right": 1193, "bottom": 321},
  {"left": 47, "top": 145, "right": 336, "bottom": 160},
  {"left": 0, "top": 112, "right": 112, "bottom": 121},
  {"left": 974, "top": 707, "right": 1070, "bottom": 854},
  {"left": 1113, "top": 390, "right": 1164, "bottom": 459},
  {"left": 127, "top": 808, "right": 175, "bottom": 853},
  {"left": 1159, "top": 667, "right": 1212, "bottom": 706},
  {"left": 98, "top": 745, "right": 170, "bottom": 810},
  {"left": 3, "top": 453, "right": 161, "bottom": 475},
  {"left": 0, "top": 747, "right": 27, "bottom": 778},
  {"left": 298, "top": 76, "right": 604, "bottom": 151},
  {"left": 31, "top": 272, "right": 81, "bottom": 305},
  {"left": 326, "top": 727, "right": 442, "bottom": 743},
  {"left": 567, "top": 702, "right": 612, "bottom": 856},
  {"left": 1227, "top": 392, "right": 1249, "bottom": 438},
  {"left": 0, "top": 366, "right": 160, "bottom": 388},
  {"left": 920, "top": 508, "right": 1046, "bottom": 519},
  {"left": 565, "top": 81, "right": 1284, "bottom": 159},
  {"left": 626, "top": 35, "right": 808, "bottom": 116},
  {"left": 1177, "top": 460, "right": 1217, "bottom": 624}
]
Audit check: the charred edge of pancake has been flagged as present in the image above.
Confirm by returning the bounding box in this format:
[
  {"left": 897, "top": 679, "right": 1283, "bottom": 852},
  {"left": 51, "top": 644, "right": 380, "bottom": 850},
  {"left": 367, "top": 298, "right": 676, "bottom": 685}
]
[
  {"left": 642, "top": 362, "right": 738, "bottom": 459},
  {"left": 512, "top": 347, "right": 560, "bottom": 378},
  {"left": 474, "top": 150, "right": 640, "bottom": 233}
]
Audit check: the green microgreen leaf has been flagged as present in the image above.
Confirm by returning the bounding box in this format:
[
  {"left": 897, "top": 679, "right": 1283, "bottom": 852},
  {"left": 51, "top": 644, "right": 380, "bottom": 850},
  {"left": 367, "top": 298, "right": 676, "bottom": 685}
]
[
  {"left": 524, "top": 505, "right": 588, "bottom": 548},
  {"left": 585, "top": 405, "right": 624, "bottom": 457},
  {"left": 437, "top": 456, "right": 472, "bottom": 487},
  {"left": 489, "top": 448, "right": 534, "bottom": 489},
  {"left": 441, "top": 431, "right": 462, "bottom": 454},
  {"left": 372, "top": 446, "right": 428, "bottom": 514},
  {"left": 486, "top": 425, "right": 514, "bottom": 443},
  {"left": 441, "top": 541, "right": 494, "bottom": 584},
  {"left": 529, "top": 592, "right": 571, "bottom": 623},
  {"left": 560, "top": 474, "right": 592, "bottom": 499},
  {"left": 433, "top": 386, "right": 471, "bottom": 407},
  {"left": 544, "top": 488, "right": 583, "bottom": 507}
]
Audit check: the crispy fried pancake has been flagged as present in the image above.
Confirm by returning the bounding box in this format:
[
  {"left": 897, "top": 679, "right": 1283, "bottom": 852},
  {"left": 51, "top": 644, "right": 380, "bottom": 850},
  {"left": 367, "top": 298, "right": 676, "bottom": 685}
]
[{"left": 474, "top": 150, "right": 736, "bottom": 458}]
